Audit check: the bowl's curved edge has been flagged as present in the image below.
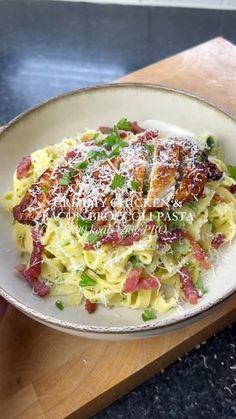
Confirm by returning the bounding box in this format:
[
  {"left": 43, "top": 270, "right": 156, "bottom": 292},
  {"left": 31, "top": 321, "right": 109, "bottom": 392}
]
[{"left": 0, "top": 82, "right": 235, "bottom": 335}]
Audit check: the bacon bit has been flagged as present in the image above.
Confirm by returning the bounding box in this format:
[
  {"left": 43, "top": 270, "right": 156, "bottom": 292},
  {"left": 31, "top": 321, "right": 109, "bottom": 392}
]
[
  {"left": 207, "top": 161, "right": 223, "bottom": 181},
  {"left": 16, "top": 156, "right": 32, "bottom": 179},
  {"left": 119, "top": 231, "right": 141, "bottom": 246},
  {"left": 137, "top": 130, "right": 158, "bottom": 143},
  {"left": 179, "top": 267, "right": 199, "bottom": 304},
  {"left": 65, "top": 149, "right": 77, "bottom": 160},
  {"left": 212, "top": 193, "right": 224, "bottom": 203},
  {"left": 130, "top": 121, "right": 145, "bottom": 134},
  {"left": 101, "top": 231, "right": 140, "bottom": 246},
  {"left": 230, "top": 184, "right": 236, "bottom": 194},
  {"left": 184, "top": 231, "right": 210, "bottom": 270},
  {"left": 119, "top": 131, "right": 128, "bottom": 139},
  {"left": 99, "top": 126, "right": 111, "bottom": 134},
  {"left": 101, "top": 232, "right": 121, "bottom": 245},
  {"left": 15, "top": 229, "right": 49, "bottom": 297},
  {"left": 146, "top": 220, "right": 157, "bottom": 234},
  {"left": 122, "top": 268, "right": 161, "bottom": 293},
  {"left": 211, "top": 233, "right": 225, "bottom": 249},
  {"left": 85, "top": 300, "right": 97, "bottom": 314},
  {"left": 157, "top": 229, "right": 185, "bottom": 244},
  {"left": 83, "top": 243, "right": 95, "bottom": 250}
]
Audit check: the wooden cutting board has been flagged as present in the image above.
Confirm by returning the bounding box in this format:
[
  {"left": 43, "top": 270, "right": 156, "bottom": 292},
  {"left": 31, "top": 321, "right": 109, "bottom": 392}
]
[{"left": 0, "top": 37, "right": 236, "bottom": 419}]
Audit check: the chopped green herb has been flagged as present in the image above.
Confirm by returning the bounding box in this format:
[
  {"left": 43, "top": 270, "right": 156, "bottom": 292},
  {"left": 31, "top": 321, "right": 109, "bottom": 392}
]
[
  {"left": 142, "top": 308, "right": 157, "bottom": 322},
  {"left": 196, "top": 275, "right": 208, "bottom": 295},
  {"left": 152, "top": 211, "right": 164, "bottom": 225},
  {"left": 204, "top": 136, "right": 215, "bottom": 154},
  {"left": 143, "top": 181, "right": 150, "bottom": 194},
  {"left": 185, "top": 201, "right": 197, "bottom": 211},
  {"left": 108, "top": 145, "right": 120, "bottom": 158},
  {"left": 168, "top": 219, "right": 188, "bottom": 230},
  {"left": 105, "top": 127, "right": 128, "bottom": 149},
  {"left": 58, "top": 174, "right": 71, "bottom": 186},
  {"left": 73, "top": 161, "right": 88, "bottom": 170},
  {"left": 77, "top": 217, "right": 93, "bottom": 230},
  {"left": 41, "top": 185, "right": 48, "bottom": 193},
  {"left": 227, "top": 165, "right": 236, "bottom": 180},
  {"left": 131, "top": 180, "right": 139, "bottom": 190},
  {"left": 195, "top": 154, "right": 203, "bottom": 163},
  {"left": 130, "top": 256, "right": 145, "bottom": 268},
  {"left": 146, "top": 144, "right": 154, "bottom": 154},
  {"left": 55, "top": 300, "right": 64, "bottom": 310},
  {"left": 87, "top": 231, "right": 103, "bottom": 244},
  {"left": 111, "top": 174, "right": 126, "bottom": 190},
  {"left": 87, "top": 150, "right": 108, "bottom": 161},
  {"left": 117, "top": 118, "right": 132, "bottom": 131},
  {"left": 79, "top": 272, "right": 97, "bottom": 287}
]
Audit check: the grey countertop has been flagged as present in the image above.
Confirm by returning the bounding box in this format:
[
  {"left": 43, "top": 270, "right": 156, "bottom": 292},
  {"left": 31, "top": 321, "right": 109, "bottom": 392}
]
[{"left": 0, "top": 1, "right": 235, "bottom": 417}]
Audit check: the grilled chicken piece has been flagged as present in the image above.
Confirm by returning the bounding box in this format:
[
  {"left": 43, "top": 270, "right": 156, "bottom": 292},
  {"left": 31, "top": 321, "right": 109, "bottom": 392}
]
[
  {"left": 174, "top": 144, "right": 208, "bottom": 202},
  {"left": 146, "top": 141, "right": 180, "bottom": 209}
]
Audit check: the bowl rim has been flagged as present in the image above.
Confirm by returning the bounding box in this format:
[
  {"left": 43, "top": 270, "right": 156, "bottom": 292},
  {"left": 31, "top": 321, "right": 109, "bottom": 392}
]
[{"left": 0, "top": 82, "right": 235, "bottom": 335}]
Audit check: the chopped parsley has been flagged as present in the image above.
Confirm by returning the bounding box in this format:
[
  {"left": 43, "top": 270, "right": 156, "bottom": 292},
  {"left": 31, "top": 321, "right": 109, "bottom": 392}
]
[
  {"left": 143, "top": 181, "right": 150, "bottom": 194},
  {"left": 107, "top": 129, "right": 127, "bottom": 148},
  {"left": 195, "top": 154, "right": 203, "bottom": 163},
  {"left": 77, "top": 217, "right": 93, "bottom": 230},
  {"left": 227, "top": 165, "right": 236, "bottom": 180},
  {"left": 196, "top": 275, "right": 207, "bottom": 295},
  {"left": 58, "top": 173, "right": 71, "bottom": 186},
  {"left": 130, "top": 256, "right": 145, "bottom": 268},
  {"left": 204, "top": 136, "right": 215, "bottom": 154},
  {"left": 152, "top": 211, "right": 164, "bottom": 225},
  {"left": 146, "top": 144, "right": 154, "bottom": 154},
  {"left": 55, "top": 300, "right": 64, "bottom": 311},
  {"left": 72, "top": 161, "right": 88, "bottom": 170},
  {"left": 87, "top": 231, "right": 104, "bottom": 244},
  {"left": 185, "top": 201, "right": 197, "bottom": 211},
  {"left": 108, "top": 145, "right": 120, "bottom": 158},
  {"left": 41, "top": 185, "right": 48, "bottom": 193},
  {"left": 131, "top": 180, "right": 139, "bottom": 190},
  {"left": 142, "top": 308, "right": 157, "bottom": 322},
  {"left": 79, "top": 272, "right": 97, "bottom": 287},
  {"left": 117, "top": 118, "right": 132, "bottom": 131},
  {"left": 111, "top": 174, "right": 126, "bottom": 190},
  {"left": 87, "top": 150, "right": 108, "bottom": 161}
]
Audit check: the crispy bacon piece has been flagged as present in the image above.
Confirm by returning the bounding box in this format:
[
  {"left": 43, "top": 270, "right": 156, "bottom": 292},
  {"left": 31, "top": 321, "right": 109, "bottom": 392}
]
[
  {"left": 230, "top": 184, "right": 236, "bottom": 194},
  {"left": 85, "top": 300, "right": 97, "bottom": 313},
  {"left": 15, "top": 229, "right": 49, "bottom": 297},
  {"left": 207, "top": 161, "right": 223, "bottom": 181},
  {"left": 137, "top": 130, "right": 158, "bottom": 143},
  {"left": 16, "top": 156, "right": 32, "bottom": 179},
  {"left": 130, "top": 121, "right": 145, "bottom": 134},
  {"left": 212, "top": 193, "right": 224, "bottom": 203},
  {"left": 184, "top": 231, "right": 210, "bottom": 270},
  {"left": 83, "top": 243, "right": 95, "bottom": 250},
  {"left": 179, "top": 267, "right": 199, "bottom": 304},
  {"left": 99, "top": 126, "right": 111, "bottom": 134},
  {"left": 157, "top": 229, "right": 185, "bottom": 244},
  {"left": 101, "top": 231, "right": 140, "bottom": 246},
  {"left": 122, "top": 268, "right": 161, "bottom": 293},
  {"left": 211, "top": 233, "right": 225, "bottom": 249}
]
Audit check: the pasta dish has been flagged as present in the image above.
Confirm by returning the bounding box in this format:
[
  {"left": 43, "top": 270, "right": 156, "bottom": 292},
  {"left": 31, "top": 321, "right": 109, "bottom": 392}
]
[{"left": 3, "top": 119, "right": 236, "bottom": 321}]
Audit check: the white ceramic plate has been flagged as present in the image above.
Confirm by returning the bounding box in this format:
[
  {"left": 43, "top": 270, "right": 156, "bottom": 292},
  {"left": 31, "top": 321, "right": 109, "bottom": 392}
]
[{"left": 0, "top": 84, "right": 235, "bottom": 340}]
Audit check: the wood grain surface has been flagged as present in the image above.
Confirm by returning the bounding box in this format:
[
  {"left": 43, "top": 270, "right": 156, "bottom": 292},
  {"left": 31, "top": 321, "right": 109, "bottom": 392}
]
[{"left": 0, "top": 37, "right": 236, "bottom": 419}]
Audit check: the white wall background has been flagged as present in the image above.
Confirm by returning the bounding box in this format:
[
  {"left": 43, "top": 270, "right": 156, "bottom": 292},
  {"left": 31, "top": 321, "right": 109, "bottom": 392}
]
[{"left": 53, "top": 0, "right": 236, "bottom": 8}]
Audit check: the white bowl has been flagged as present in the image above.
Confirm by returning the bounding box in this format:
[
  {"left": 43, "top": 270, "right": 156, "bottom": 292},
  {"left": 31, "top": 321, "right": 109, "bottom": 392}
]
[{"left": 0, "top": 83, "right": 235, "bottom": 340}]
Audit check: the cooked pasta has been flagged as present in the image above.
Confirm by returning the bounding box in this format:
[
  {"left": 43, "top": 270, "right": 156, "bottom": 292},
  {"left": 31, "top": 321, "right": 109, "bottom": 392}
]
[{"left": 2, "top": 119, "right": 236, "bottom": 320}]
